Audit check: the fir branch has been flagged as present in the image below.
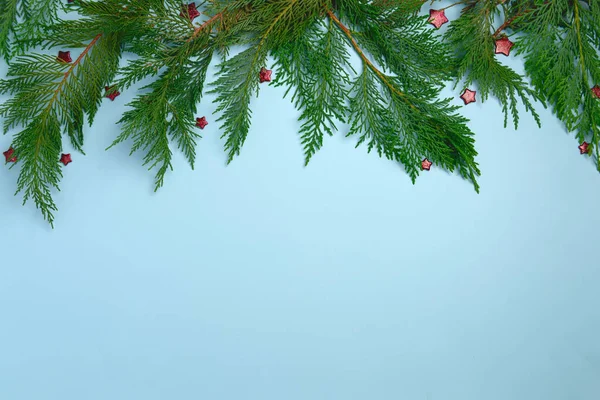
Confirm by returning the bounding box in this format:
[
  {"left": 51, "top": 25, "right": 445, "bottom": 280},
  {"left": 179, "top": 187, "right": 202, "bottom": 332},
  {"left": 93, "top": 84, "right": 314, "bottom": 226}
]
[
  {"left": 444, "top": 0, "right": 544, "bottom": 129},
  {"left": 0, "top": 32, "right": 122, "bottom": 226},
  {"left": 516, "top": 0, "right": 600, "bottom": 168},
  {"left": 271, "top": 17, "right": 353, "bottom": 165},
  {"left": 0, "top": 0, "right": 18, "bottom": 59},
  {"left": 13, "top": 0, "right": 63, "bottom": 54},
  {"left": 207, "top": 0, "right": 323, "bottom": 163},
  {"left": 328, "top": 9, "right": 481, "bottom": 190},
  {"left": 109, "top": 1, "right": 216, "bottom": 190}
]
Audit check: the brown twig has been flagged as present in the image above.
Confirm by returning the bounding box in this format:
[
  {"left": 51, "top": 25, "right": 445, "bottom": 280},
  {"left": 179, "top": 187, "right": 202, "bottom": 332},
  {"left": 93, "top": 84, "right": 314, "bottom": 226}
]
[
  {"left": 326, "top": 10, "right": 416, "bottom": 110},
  {"left": 188, "top": 11, "right": 225, "bottom": 42},
  {"left": 46, "top": 33, "right": 103, "bottom": 112},
  {"left": 492, "top": 2, "right": 545, "bottom": 38}
]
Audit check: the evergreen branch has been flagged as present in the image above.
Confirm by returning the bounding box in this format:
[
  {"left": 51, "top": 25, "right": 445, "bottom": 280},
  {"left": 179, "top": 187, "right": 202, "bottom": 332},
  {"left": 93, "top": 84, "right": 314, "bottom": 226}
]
[
  {"left": 109, "top": 3, "right": 216, "bottom": 189},
  {"left": 444, "top": 0, "right": 544, "bottom": 129},
  {"left": 328, "top": 9, "right": 480, "bottom": 190},
  {"left": 326, "top": 10, "right": 416, "bottom": 109},
  {"left": 0, "top": 0, "right": 18, "bottom": 59},
  {"left": 271, "top": 17, "right": 353, "bottom": 165},
  {"left": 0, "top": 32, "right": 122, "bottom": 226},
  {"left": 516, "top": 0, "right": 600, "bottom": 169},
  {"left": 207, "top": 0, "right": 323, "bottom": 163}
]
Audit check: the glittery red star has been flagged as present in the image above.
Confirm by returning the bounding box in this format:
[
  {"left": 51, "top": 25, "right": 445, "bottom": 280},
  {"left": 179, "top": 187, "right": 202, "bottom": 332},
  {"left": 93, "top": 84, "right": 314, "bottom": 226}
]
[
  {"left": 460, "top": 89, "right": 476, "bottom": 105},
  {"left": 592, "top": 85, "right": 600, "bottom": 99},
  {"left": 105, "top": 85, "right": 120, "bottom": 101},
  {"left": 180, "top": 2, "right": 200, "bottom": 21},
  {"left": 60, "top": 153, "right": 72, "bottom": 165},
  {"left": 196, "top": 116, "right": 208, "bottom": 129},
  {"left": 421, "top": 158, "right": 432, "bottom": 171},
  {"left": 57, "top": 51, "right": 72, "bottom": 63},
  {"left": 428, "top": 9, "right": 448, "bottom": 29},
  {"left": 494, "top": 37, "right": 514, "bottom": 56},
  {"left": 3, "top": 147, "right": 16, "bottom": 163},
  {"left": 579, "top": 141, "right": 589, "bottom": 154},
  {"left": 259, "top": 67, "right": 272, "bottom": 83}
]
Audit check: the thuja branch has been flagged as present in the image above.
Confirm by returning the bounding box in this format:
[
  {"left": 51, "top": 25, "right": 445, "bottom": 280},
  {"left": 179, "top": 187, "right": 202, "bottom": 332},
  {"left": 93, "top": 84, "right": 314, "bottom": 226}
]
[
  {"left": 0, "top": 32, "right": 122, "bottom": 227},
  {"left": 492, "top": 2, "right": 544, "bottom": 38},
  {"left": 326, "top": 9, "right": 481, "bottom": 191},
  {"left": 326, "top": 10, "right": 416, "bottom": 110},
  {"left": 44, "top": 34, "right": 102, "bottom": 113}
]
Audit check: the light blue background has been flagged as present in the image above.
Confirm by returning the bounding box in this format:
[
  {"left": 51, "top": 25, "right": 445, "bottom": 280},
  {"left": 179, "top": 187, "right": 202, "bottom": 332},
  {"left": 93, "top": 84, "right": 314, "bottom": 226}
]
[{"left": 1, "top": 3, "right": 600, "bottom": 399}]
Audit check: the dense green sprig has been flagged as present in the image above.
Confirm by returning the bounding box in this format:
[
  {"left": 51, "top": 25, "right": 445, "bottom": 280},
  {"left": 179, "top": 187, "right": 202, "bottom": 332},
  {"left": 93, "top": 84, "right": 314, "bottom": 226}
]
[
  {"left": 444, "top": 0, "right": 544, "bottom": 129},
  {"left": 512, "top": 0, "right": 600, "bottom": 168},
  {"left": 0, "top": 31, "right": 123, "bottom": 226}
]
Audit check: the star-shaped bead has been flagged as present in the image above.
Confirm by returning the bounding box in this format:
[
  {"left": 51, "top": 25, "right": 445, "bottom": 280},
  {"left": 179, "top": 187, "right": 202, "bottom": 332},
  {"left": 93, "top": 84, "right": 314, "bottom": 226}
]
[
  {"left": 105, "top": 85, "right": 120, "bottom": 101},
  {"left": 421, "top": 158, "right": 432, "bottom": 171},
  {"left": 259, "top": 67, "right": 272, "bottom": 83},
  {"left": 196, "top": 116, "right": 208, "bottom": 129},
  {"left": 180, "top": 2, "right": 200, "bottom": 21},
  {"left": 57, "top": 50, "right": 72, "bottom": 63},
  {"left": 60, "top": 153, "right": 72, "bottom": 166},
  {"left": 3, "top": 147, "right": 16, "bottom": 163},
  {"left": 591, "top": 85, "right": 600, "bottom": 99},
  {"left": 429, "top": 9, "right": 448, "bottom": 29},
  {"left": 494, "top": 36, "right": 514, "bottom": 56},
  {"left": 460, "top": 89, "right": 476, "bottom": 105},
  {"left": 579, "top": 141, "right": 589, "bottom": 154}
]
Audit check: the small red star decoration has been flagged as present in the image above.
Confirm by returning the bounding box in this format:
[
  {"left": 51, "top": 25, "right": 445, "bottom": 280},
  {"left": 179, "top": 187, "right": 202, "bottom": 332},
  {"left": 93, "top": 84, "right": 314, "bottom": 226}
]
[
  {"left": 105, "top": 85, "right": 120, "bottom": 101},
  {"left": 428, "top": 9, "right": 449, "bottom": 29},
  {"left": 196, "top": 116, "right": 208, "bottom": 129},
  {"left": 60, "top": 153, "right": 72, "bottom": 165},
  {"left": 591, "top": 85, "right": 600, "bottom": 99},
  {"left": 460, "top": 89, "right": 476, "bottom": 105},
  {"left": 259, "top": 67, "right": 272, "bottom": 83},
  {"left": 180, "top": 2, "right": 200, "bottom": 21},
  {"left": 3, "top": 147, "right": 16, "bottom": 163},
  {"left": 421, "top": 158, "right": 432, "bottom": 171},
  {"left": 57, "top": 50, "right": 72, "bottom": 63},
  {"left": 494, "top": 36, "right": 514, "bottom": 56},
  {"left": 579, "top": 141, "right": 589, "bottom": 154}
]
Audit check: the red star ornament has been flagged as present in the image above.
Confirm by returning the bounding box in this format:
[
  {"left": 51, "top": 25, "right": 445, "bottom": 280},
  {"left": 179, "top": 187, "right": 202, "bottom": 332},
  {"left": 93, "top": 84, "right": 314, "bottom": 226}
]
[
  {"left": 259, "top": 67, "right": 272, "bottom": 83},
  {"left": 3, "top": 147, "right": 16, "bottom": 163},
  {"left": 460, "top": 89, "right": 476, "bottom": 105},
  {"left": 579, "top": 142, "right": 589, "bottom": 154},
  {"left": 421, "top": 158, "right": 432, "bottom": 171},
  {"left": 57, "top": 51, "right": 72, "bottom": 63},
  {"left": 591, "top": 85, "right": 600, "bottom": 99},
  {"left": 105, "top": 85, "right": 120, "bottom": 101},
  {"left": 180, "top": 3, "right": 200, "bottom": 21},
  {"left": 494, "top": 36, "right": 514, "bottom": 56},
  {"left": 196, "top": 116, "right": 208, "bottom": 129},
  {"left": 429, "top": 9, "right": 448, "bottom": 29},
  {"left": 60, "top": 153, "right": 72, "bottom": 165}
]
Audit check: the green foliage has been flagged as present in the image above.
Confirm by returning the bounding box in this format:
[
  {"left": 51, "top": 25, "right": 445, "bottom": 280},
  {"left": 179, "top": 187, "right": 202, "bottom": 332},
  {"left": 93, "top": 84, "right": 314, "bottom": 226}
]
[
  {"left": 0, "top": 0, "right": 64, "bottom": 60},
  {"left": 109, "top": 0, "right": 214, "bottom": 190},
  {"left": 0, "top": 0, "right": 599, "bottom": 226},
  {"left": 0, "top": 0, "right": 19, "bottom": 59},
  {"left": 207, "top": 0, "right": 324, "bottom": 163},
  {"left": 271, "top": 18, "right": 353, "bottom": 165},
  {"left": 0, "top": 32, "right": 123, "bottom": 226},
  {"left": 513, "top": 0, "right": 600, "bottom": 168},
  {"left": 444, "top": 0, "right": 544, "bottom": 129}
]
